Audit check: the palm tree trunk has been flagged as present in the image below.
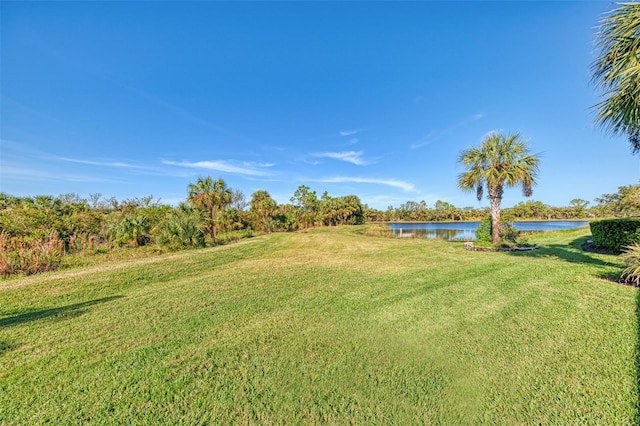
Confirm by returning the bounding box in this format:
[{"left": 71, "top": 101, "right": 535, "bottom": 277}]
[
  {"left": 209, "top": 208, "right": 216, "bottom": 244},
  {"left": 488, "top": 185, "right": 503, "bottom": 245}
]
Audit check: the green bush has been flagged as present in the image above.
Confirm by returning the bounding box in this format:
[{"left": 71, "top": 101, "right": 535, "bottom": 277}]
[
  {"left": 475, "top": 217, "right": 522, "bottom": 248},
  {"left": 590, "top": 218, "right": 640, "bottom": 253},
  {"left": 475, "top": 217, "right": 492, "bottom": 245}
]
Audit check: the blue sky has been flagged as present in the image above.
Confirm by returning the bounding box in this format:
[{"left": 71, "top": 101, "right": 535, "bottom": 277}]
[{"left": 2, "top": 1, "right": 639, "bottom": 210}]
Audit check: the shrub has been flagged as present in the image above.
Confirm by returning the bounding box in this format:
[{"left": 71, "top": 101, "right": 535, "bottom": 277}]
[
  {"left": 0, "top": 231, "right": 64, "bottom": 276},
  {"left": 362, "top": 224, "right": 394, "bottom": 238},
  {"left": 475, "top": 217, "right": 492, "bottom": 245},
  {"left": 590, "top": 218, "right": 640, "bottom": 253},
  {"left": 499, "top": 223, "right": 521, "bottom": 246},
  {"left": 266, "top": 213, "right": 299, "bottom": 232},
  {"left": 475, "top": 217, "right": 522, "bottom": 247},
  {"left": 110, "top": 215, "right": 151, "bottom": 247},
  {"left": 155, "top": 207, "right": 206, "bottom": 250},
  {"left": 620, "top": 243, "right": 640, "bottom": 285}
]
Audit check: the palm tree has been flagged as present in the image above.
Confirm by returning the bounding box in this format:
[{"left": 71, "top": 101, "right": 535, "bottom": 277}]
[
  {"left": 591, "top": 2, "right": 640, "bottom": 153},
  {"left": 249, "top": 190, "right": 277, "bottom": 232},
  {"left": 458, "top": 132, "right": 540, "bottom": 245},
  {"left": 187, "top": 176, "right": 232, "bottom": 243}
]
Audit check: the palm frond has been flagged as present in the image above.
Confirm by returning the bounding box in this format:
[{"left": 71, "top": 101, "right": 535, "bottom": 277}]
[{"left": 591, "top": 2, "right": 640, "bottom": 139}]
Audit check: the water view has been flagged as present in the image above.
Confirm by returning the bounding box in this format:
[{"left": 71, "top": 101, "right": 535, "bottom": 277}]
[{"left": 387, "top": 220, "right": 590, "bottom": 241}]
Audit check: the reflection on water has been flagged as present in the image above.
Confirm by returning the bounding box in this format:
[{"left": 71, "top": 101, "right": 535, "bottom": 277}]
[{"left": 388, "top": 221, "right": 589, "bottom": 241}]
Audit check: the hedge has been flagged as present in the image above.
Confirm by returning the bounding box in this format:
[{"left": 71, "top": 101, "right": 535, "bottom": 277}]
[{"left": 590, "top": 218, "right": 640, "bottom": 253}]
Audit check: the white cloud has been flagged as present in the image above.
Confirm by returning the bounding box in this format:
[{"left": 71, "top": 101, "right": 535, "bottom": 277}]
[
  {"left": 163, "top": 160, "right": 272, "bottom": 176},
  {"left": 315, "top": 176, "right": 417, "bottom": 192},
  {"left": 339, "top": 130, "right": 360, "bottom": 136},
  {"left": 311, "top": 151, "right": 370, "bottom": 166},
  {"left": 58, "top": 157, "right": 147, "bottom": 169},
  {"left": 243, "top": 161, "right": 275, "bottom": 168}
]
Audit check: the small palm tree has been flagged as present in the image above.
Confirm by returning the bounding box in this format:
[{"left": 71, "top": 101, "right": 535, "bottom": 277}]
[
  {"left": 187, "top": 177, "right": 232, "bottom": 243},
  {"left": 458, "top": 132, "right": 540, "bottom": 245},
  {"left": 591, "top": 2, "right": 640, "bottom": 153}
]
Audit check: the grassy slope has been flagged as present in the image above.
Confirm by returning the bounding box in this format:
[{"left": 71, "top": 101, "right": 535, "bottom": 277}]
[{"left": 0, "top": 227, "right": 637, "bottom": 424}]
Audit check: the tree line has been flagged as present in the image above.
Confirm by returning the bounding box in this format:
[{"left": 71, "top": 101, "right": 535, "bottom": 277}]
[
  {"left": 0, "top": 178, "right": 364, "bottom": 276},
  {"left": 0, "top": 179, "right": 637, "bottom": 276},
  {"left": 367, "top": 185, "right": 640, "bottom": 223}
]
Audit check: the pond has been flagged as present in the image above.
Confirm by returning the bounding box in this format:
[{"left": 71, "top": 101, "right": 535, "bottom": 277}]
[{"left": 387, "top": 220, "right": 590, "bottom": 241}]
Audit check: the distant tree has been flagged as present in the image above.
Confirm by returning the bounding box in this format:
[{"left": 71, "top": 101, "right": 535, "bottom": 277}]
[
  {"left": 591, "top": 2, "right": 640, "bottom": 153},
  {"left": 596, "top": 184, "right": 640, "bottom": 216},
  {"left": 458, "top": 132, "right": 540, "bottom": 245},
  {"left": 230, "top": 189, "right": 248, "bottom": 211},
  {"left": 290, "top": 185, "right": 319, "bottom": 228},
  {"left": 250, "top": 190, "right": 277, "bottom": 232},
  {"left": 434, "top": 200, "right": 459, "bottom": 221},
  {"left": 187, "top": 177, "right": 232, "bottom": 243},
  {"left": 338, "top": 195, "right": 364, "bottom": 225},
  {"left": 270, "top": 204, "right": 299, "bottom": 232},
  {"left": 569, "top": 198, "right": 590, "bottom": 218}
]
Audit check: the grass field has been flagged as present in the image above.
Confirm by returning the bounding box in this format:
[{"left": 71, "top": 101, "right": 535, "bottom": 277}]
[{"left": 1, "top": 226, "right": 637, "bottom": 424}]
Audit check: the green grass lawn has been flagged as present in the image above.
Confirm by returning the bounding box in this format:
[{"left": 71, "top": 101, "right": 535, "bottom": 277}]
[{"left": 1, "top": 226, "right": 637, "bottom": 424}]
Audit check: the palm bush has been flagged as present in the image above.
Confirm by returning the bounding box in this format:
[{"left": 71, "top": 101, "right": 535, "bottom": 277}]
[
  {"left": 110, "top": 215, "right": 151, "bottom": 247},
  {"left": 155, "top": 205, "right": 206, "bottom": 250},
  {"left": 620, "top": 243, "right": 640, "bottom": 285}
]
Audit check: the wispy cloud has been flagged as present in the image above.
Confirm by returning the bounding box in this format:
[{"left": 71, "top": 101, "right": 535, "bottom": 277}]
[
  {"left": 57, "top": 157, "right": 149, "bottom": 169},
  {"left": 245, "top": 161, "right": 275, "bottom": 168},
  {"left": 339, "top": 130, "right": 361, "bottom": 136},
  {"left": 0, "top": 165, "right": 122, "bottom": 184},
  {"left": 311, "top": 151, "right": 370, "bottom": 166},
  {"left": 314, "top": 177, "right": 416, "bottom": 192},
  {"left": 410, "top": 112, "right": 485, "bottom": 149},
  {"left": 163, "top": 160, "right": 273, "bottom": 176}
]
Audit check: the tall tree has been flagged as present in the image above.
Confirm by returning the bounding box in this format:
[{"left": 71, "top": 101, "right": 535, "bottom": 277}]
[
  {"left": 290, "top": 185, "right": 319, "bottom": 228},
  {"left": 187, "top": 176, "right": 232, "bottom": 243},
  {"left": 591, "top": 2, "right": 640, "bottom": 153},
  {"left": 458, "top": 132, "right": 540, "bottom": 245}
]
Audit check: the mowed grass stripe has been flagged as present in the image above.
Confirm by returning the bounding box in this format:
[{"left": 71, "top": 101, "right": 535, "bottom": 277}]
[{"left": 0, "top": 226, "right": 637, "bottom": 424}]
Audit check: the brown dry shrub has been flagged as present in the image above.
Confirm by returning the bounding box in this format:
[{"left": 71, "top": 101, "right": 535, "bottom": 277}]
[{"left": 0, "top": 231, "right": 64, "bottom": 276}]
